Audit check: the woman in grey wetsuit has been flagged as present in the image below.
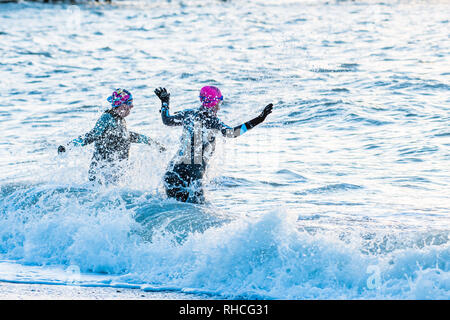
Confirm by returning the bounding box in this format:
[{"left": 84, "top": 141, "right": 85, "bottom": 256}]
[
  {"left": 58, "top": 88, "right": 165, "bottom": 184},
  {"left": 154, "top": 86, "right": 273, "bottom": 203}
]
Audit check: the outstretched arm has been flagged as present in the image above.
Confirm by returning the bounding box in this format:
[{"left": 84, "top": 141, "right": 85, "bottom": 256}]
[
  {"left": 58, "top": 113, "right": 114, "bottom": 153},
  {"left": 129, "top": 132, "right": 166, "bottom": 152},
  {"left": 220, "top": 104, "right": 273, "bottom": 138},
  {"left": 154, "top": 87, "right": 184, "bottom": 126}
]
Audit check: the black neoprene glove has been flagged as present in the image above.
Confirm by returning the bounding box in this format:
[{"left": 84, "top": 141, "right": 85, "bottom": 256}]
[
  {"left": 58, "top": 145, "right": 66, "bottom": 154},
  {"left": 245, "top": 103, "right": 274, "bottom": 130},
  {"left": 154, "top": 87, "right": 170, "bottom": 105},
  {"left": 259, "top": 103, "right": 273, "bottom": 120}
]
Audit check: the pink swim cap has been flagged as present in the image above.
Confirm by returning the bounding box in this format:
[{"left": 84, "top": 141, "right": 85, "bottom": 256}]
[{"left": 199, "top": 86, "right": 223, "bottom": 109}]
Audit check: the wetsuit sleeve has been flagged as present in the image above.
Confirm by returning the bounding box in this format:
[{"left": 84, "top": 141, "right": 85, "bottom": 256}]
[
  {"left": 129, "top": 132, "right": 166, "bottom": 151},
  {"left": 161, "top": 106, "right": 185, "bottom": 126},
  {"left": 129, "top": 132, "right": 150, "bottom": 144},
  {"left": 218, "top": 115, "right": 266, "bottom": 138},
  {"left": 129, "top": 132, "right": 157, "bottom": 145},
  {"left": 69, "top": 113, "right": 115, "bottom": 147}
]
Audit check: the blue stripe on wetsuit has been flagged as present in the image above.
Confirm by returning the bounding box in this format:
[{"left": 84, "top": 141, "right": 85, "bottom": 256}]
[{"left": 240, "top": 124, "right": 248, "bottom": 135}]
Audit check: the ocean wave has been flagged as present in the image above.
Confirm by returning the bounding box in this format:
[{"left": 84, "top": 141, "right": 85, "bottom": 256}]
[{"left": 0, "top": 185, "right": 448, "bottom": 299}]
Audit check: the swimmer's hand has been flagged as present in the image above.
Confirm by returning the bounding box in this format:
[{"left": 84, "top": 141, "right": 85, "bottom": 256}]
[
  {"left": 57, "top": 145, "right": 66, "bottom": 154},
  {"left": 159, "top": 145, "right": 167, "bottom": 153},
  {"left": 259, "top": 103, "right": 273, "bottom": 121},
  {"left": 154, "top": 87, "right": 170, "bottom": 104}
]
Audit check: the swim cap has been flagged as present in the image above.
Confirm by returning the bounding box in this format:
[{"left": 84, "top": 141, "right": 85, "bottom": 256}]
[
  {"left": 107, "top": 88, "right": 133, "bottom": 108},
  {"left": 199, "top": 86, "right": 223, "bottom": 109}
]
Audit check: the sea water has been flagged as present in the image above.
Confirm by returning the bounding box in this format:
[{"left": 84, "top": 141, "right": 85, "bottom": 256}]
[{"left": 0, "top": 0, "right": 449, "bottom": 299}]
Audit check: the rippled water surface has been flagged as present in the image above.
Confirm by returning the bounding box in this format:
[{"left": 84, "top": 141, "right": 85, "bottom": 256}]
[{"left": 0, "top": 0, "right": 449, "bottom": 299}]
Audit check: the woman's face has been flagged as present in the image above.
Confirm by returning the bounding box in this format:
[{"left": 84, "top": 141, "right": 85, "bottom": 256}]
[
  {"left": 114, "top": 101, "right": 133, "bottom": 118},
  {"left": 209, "top": 100, "right": 221, "bottom": 115}
]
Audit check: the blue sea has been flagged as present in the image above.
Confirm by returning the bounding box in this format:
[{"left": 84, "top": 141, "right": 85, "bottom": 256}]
[{"left": 0, "top": 0, "right": 449, "bottom": 299}]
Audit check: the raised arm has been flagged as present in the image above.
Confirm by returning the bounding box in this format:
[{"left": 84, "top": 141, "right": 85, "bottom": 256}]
[
  {"left": 220, "top": 104, "right": 273, "bottom": 138},
  {"left": 160, "top": 107, "right": 185, "bottom": 126},
  {"left": 154, "top": 87, "right": 184, "bottom": 126}
]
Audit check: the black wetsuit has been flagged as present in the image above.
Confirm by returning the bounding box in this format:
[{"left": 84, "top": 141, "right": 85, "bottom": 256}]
[
  {"left": 161, "top": 106, "right": 267, "bottom": 203},
  {"left": 68, "top": 110, "right": 158, "bottom": 184}
]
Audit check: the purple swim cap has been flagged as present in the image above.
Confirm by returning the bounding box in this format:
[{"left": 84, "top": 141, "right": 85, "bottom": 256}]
[{"left": 199, "top": 86, "right": 223, "bottom": 109}]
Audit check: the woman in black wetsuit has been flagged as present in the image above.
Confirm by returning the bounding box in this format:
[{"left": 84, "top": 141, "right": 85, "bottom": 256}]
[
  {"left": 154, "top": 86, "right": 273, "bottom": 203},
  {"left": 58, "top": 88, "right": 165, "bottom": 184}
]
